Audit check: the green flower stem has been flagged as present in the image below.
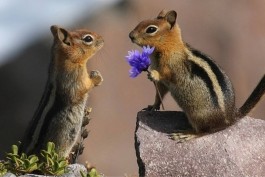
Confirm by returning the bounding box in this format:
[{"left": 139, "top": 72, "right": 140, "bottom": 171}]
[{"left": 152, "top": 81, "right": 165, "bottom": 110}]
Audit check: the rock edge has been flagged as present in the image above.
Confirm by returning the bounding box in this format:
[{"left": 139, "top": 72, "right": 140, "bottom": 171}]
[{"left": 135, "top": 111, "right": 265, "bottom": 177}]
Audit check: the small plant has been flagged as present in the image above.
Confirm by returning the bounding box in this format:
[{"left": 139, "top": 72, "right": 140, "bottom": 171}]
[
  {"left": 0, "top": 161, "right": 7, "bottom": 176},
  {"left": 80, "top": 168, "right": 101, "bottom": 177},
  {"left": 88, "top": 168, "right": 101, "bottom": 177},
  {"left": 5, "top": 145, "right": 39, "bottom": 175},
  {"left": 38, "top": 142, "right": 68, "bottom": 176}
]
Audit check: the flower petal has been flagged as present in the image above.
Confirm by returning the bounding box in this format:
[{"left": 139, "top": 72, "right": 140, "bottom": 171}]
[
  {"left": 125, "top": 46, "right": 155, "bottom": 78},
  {"left": 142, "top": 45, "right": 155, "bottom": 55},
  {"left": 129, "top": 67, "right": 141, "bottom": 78}
]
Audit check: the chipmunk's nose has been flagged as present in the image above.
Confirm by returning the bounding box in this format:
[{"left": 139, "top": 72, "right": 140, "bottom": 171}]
[{"left": 129, "top": 31, "right": 135, "bottom": 42}]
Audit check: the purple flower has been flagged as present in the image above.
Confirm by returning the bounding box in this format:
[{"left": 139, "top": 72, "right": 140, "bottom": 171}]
[{"left": 125, "top": 46, "right": 155, "bottom": 78}]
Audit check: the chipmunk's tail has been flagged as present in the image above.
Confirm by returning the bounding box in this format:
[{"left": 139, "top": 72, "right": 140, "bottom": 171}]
[{"left": 237, "top": 74, "right": 265, "bottom": 118}]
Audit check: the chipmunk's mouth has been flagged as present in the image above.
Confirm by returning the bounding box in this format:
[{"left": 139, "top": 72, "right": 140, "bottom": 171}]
[
  {"left": 129, "top": 32, "right": 144, "bottom": 47},
  {"left": 129, "top": 31, "right": 137, "bottom": 43},
  {"left": 129, "top": 37, "right": 141, "bottom": 46}
]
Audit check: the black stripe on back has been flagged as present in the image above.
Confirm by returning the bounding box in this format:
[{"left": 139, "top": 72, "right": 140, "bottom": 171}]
[
  {"left": 20, "top": 81, "right": 53, "bottom": 152},
  {"left": 188, "top": 60, "right": 219, "bottom": 107},
  {"left": 190, "top": 48, "right": 227, "bottom": 93},
  {"left": 36, "top": 90, "right": 65, "bottom": 147},
  {"left": 26, "top": 60, "right": 55, "bottom": 138}
]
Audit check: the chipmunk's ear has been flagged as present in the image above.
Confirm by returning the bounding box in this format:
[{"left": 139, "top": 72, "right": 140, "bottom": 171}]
[
  {"left": 165, "top": 10, "right": 177, "bottom": 29},
  {"left": 50, "top": 25, "right": 71, "bottom": 45},
  {"left": 157, "top": 9, "right": 168, "bottom": 19}
]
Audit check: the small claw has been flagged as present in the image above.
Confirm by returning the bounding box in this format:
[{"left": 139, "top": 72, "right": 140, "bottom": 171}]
[
  {"left": 142, "top": 105, "right": 160, "bottom": 111},
  {"left": 147, "top": 72, "right": 154, "bottom": 82},
  {"left": 169, "top": 132, "right": 197, "bottom": 143}
]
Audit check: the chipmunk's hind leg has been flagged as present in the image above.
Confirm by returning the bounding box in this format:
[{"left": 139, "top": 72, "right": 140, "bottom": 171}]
[
  {"left": 169, "top": 129, "right": 200, "bottom": 143},
  {"left": 169, "top": 114, "right": 209, "bottom": 143}
]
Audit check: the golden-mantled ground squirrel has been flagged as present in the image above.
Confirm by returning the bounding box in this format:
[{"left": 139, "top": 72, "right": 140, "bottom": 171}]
[
  {"left": 129, "top": 10, "right": 265, "bottom": 139},
  {"left": 20, "top": 25, "right": 103, "bottom": 157}
]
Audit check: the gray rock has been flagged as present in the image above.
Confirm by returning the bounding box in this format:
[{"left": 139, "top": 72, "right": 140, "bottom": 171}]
[
  {"left": 19, "top": 174, "right": 42, "bottom": 177},
  {"left": 135, "top": 111, "right": 265, "bottom": 177},
  {"left": 3, "top": 172, "right": 16, "bottom": 177},
  {"left": 18, "top": 164, "right": 87, "bottom": 177},
  {"left": 63, "top": 164, "right": 87, "bottom": 177}
]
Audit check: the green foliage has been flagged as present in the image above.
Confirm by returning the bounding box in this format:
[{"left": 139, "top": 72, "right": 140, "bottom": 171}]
[
  {"left": 0, "top": 161, "right": 7, "bottom": 176},
  {"left": 80, "top": 168, "right": 101, "bottom": 177},
  {"left": 88, "top": 168, "right": 101, "bottom": 177},
  {"left": 38, "top": 142, "right": 68, "bottom": 176},
  {"left": 2, "top": 142, "right": 68, "bottom": 176},
  {"left": 5, "top": 145, "right": 39, "bottom": 175},
  {"left": 2, "top": 107, "right": 93, "bottom": 176}
]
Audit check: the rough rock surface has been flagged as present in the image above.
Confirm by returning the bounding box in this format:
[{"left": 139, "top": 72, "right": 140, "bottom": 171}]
[
  {"left": 3, "top": 173, "right": 16, "bottom": 177},
  {"left": 135, "top": 111, "right": 265, "bottom": 177}
]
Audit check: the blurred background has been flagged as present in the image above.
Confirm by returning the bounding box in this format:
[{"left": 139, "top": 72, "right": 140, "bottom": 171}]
[{"left": 0, "top": 0, "right": 265, "bottom": 176}]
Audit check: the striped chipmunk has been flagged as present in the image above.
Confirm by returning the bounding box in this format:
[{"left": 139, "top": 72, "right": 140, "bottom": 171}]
[
  {"left": 20, "top": 25, "right": 104, "bottom": 157},
  {"left": 129, "top": 10, "right": 265, "bottom": 141}
]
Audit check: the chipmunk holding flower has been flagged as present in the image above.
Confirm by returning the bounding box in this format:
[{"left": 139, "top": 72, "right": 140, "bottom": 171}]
[
  {"left": 129, "top": 9, "right": 265, "bottom": 140},
  {"left": 20, "top": 25, "right": 103, "bottom": 157}
]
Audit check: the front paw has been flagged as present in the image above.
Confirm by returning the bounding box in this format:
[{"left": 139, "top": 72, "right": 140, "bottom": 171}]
[
  {"left": 147, "top": 70, "right": 160, "bottom": 82},
  {"left": 90, "top": 70, "right": 103, "bottom": 86}
]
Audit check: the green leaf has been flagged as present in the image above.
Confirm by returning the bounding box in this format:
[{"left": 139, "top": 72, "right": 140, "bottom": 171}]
[
  {"left": 47, "top": 157, "right": 54, "bottom": 166},
  {"left": 54, "top": 168, "right": 65, "bottom": 175},
  {"left": 47, "top": 142, "right": 55, "bottom": 153},
  {"left": 10, "top": 156, "right": 20, "bottom": 167},
  {"left": 11, "top": 145, "right": 18, "bottom": 155},
  {"left": 27, "top": 163, "right": 38, "bottom": 172},
  {"left": 6, "top": 153, "right": 19, "bottom": 158},
  {"left": 89, "top": 168, "right": 100, "bottom": 177},
  {"left": 41, "top": 149, "right": 47, "bottom": 155},
  {"left": 37, "top": 162, "right": 44, "bottom": 169},
  {"left": 24, "top": 159, "right": 30, "bottom": 168},
  {"left": 36, "top": 142, "right": 69, "bottom": 176},
  {"left": 20, "top": 153, "right": 27, "bottom": 160},
  {"left": 52, "top": 153, "right": 58, "bottom": 161},
  {"left": 29, "top": 156, "right": 39, "bottom": 164},
  {"left": 53, "top": 161, "right": 59, "bottom": 171},
  {"left": 0, "top": 162, "right": 8, "bottom": 176},
  {"left": 9, "top": 155, "right": 17, "bottom": 162},
  {"left": 58, "top": 161, "right": 67, "bottom": 168},
  {"left": 15, "top": 158, "right": 24, "bottom": 165}
]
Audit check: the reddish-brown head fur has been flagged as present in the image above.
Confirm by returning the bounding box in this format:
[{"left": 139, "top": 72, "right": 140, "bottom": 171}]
[
  {"left": 129, "top": 10, "right": 184, "bottom": 53},
  {"left": 51, "top": 25, "right": 104, "bottom": 68}
]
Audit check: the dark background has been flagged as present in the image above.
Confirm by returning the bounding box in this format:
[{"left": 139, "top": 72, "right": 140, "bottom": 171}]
[{"left": 0, "top": 0, "right": 265, "bottom": 176}]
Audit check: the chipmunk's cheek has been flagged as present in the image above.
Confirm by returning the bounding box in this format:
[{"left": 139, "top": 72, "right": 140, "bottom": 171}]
[
  {"left": 135, "top": 39, "right": 145, "bottom": 47},
  {"left": 96, "top": 40, "right": 104, "bottom": 49},
  {"left": 97, "top": 43, "right": 104, "bottom": 50}
]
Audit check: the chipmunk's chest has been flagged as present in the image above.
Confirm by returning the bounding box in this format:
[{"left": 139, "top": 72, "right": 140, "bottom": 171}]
[
  {"left": 150, "top": 52, "right": 182, "bottom": 81},
  {"left": 56, "top": 67, "right": 90, "bottom": 104}
]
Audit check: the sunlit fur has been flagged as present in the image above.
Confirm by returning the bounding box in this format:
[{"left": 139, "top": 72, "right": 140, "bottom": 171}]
[
  {"left": 129, "top": 10, "right": 265, "bottom": 133},
  {"left": 21, "top": 26, "right": 103, "bottom": 158}
]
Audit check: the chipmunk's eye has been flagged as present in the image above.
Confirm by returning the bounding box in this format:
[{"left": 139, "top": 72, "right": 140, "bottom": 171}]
[
  {"left": 145, "top": 25, "right": 158, "bottom": 34},
  {"left": 82, "top": 34, "right": 94, "bottom": 45}
]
